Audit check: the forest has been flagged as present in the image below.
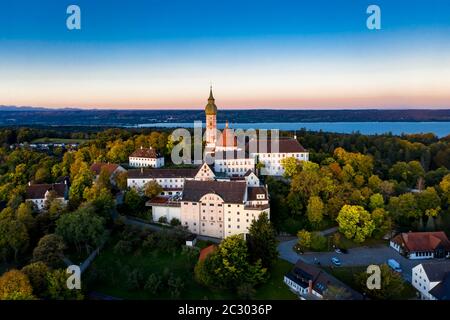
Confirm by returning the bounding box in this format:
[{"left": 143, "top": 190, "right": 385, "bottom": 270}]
[{"left": 0, "top": 126, "right": 449, "bottom": 299}]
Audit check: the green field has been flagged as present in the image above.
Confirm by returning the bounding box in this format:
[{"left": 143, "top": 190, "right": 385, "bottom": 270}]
[
  {"left": 86, "top": 238, "right": 297, "bottom": 300},
  {"left": 31, "top": 137, "right": 88, "bottom": 144}
]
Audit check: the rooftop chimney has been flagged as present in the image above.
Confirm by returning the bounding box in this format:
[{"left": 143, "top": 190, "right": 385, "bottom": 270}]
[{"left": 308, "top": 280, "right": 313, "bottom": 294}]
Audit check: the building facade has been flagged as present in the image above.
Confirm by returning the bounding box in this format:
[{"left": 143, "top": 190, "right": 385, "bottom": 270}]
[
  {"left": 412, "top": 262, "right": 450, "bottom": 300},
  {"left": 129, "top": 146, "right": 164, "bottom": 168},
  {"left": 390, "top": 232, "right": 450, "bottom": 260},
  {"left": 25, "top": 182, "right": 68, "bottom": 211}
]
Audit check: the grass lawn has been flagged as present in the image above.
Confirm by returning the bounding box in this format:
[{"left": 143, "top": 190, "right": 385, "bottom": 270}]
[
  {"left": 254, "top": 259, "right": 298, "bottom": 300},
  {"left": 86, "top": 236, "right": 296, "bottom": 300},
  {"left": 31, "top": 137, "right": 88, "bottom": 144}
]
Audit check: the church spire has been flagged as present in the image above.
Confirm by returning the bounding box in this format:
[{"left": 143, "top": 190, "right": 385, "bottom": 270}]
[
  {"left": 205, "top": 85, "right": 217, "bottom": 115},
  {"left": 209, "top": 85, "right": 215, "bottom": 101}
]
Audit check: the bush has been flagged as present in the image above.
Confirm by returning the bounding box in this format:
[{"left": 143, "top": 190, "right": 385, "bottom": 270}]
[
  {"left": 126, "top": 268, "right": 144, "bottom": 290},
  {"left": 114, "top": 240, "right": 133, "bottom": 255},
  {"left": 170, "top": 218, "right": 181, "bottom": 226},
  {"left": 310, "top": 232, "right": 328, "bottom": 251},
  {"left": 158, "top": 216, "right": 168, "bottom": 224},
  {"left": 144, "top": 273, "right": 163, "bottom": 294}
]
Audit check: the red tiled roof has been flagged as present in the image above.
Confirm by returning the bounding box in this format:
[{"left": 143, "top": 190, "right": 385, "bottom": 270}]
[
  {"left": 392, "top": 232, "right": 450, "bottom": 252},
  {"left": 90, "top": 163, "right": 119, "bottom": 176},
  {"left": 199, "top": 245, "right": 217, "bottom": 262},
  {"left": 130, "top": 147, "right": 161, "bottom": 158},
  {"left": 249, "top": 138, "right": 307, "bottom": 153}
]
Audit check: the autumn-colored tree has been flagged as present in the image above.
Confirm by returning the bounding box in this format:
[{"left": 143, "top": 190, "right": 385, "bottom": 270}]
[
  {"left": 144, "top": 180, "right": 163, "bottom": 199},
  {"left": 306, "top": 196, "right": 325, "bottom": 226},
  {"left": 280, "top": 156, "right": 301, "bottom": 178},
  {"left": 336, "top": 205, "right": 375, "bottom": 243},
  {"left": 0, "top": 269, "right": 34, "bottom": 300},
  {"left": 296, "top": 229, "right": 312, "bottom": 250}
]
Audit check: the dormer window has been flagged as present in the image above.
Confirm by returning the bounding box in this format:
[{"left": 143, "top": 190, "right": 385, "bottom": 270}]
[{"left": 256, "top": 194, "right": 265, "bottom": 199}]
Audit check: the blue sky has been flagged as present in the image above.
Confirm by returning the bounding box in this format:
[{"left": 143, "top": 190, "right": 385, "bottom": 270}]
[{"left": 0, "top": 0, "right": 450, "bottom": 109}]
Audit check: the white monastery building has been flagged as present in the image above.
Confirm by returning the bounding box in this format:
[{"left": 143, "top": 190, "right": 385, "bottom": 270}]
[
  {"left": 25, "top": 182, "right": 68, "bottom": 211},
  {"left": 129, "top": 146, "right": 164, "bottom": 168},
  {"left": 126, "top": 88, "right": 310, "bottom": 239}
]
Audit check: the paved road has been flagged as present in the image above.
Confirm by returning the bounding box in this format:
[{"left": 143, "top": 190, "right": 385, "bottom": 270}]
[{"left": 278, "top": 239, "right": 419, "bottom": 282}]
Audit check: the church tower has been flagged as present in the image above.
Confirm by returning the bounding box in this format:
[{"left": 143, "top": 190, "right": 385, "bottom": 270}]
[{"left": 205, "top": 86, "right": 217, "bottom": 148}]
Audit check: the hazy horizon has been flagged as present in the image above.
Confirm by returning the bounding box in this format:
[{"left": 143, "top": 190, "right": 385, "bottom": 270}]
[{"left": 1, "top": 0, "right": 450, "bottom": 109}]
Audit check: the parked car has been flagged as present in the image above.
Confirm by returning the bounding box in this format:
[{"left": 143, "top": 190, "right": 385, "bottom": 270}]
[
  {"left": 387, "top": 259, "right": 403, "bottom": 273},
  {"left": 340, "top": 248, "right": 349, "bottom": 254},
  {"left": 334, "top": 248, "right": 342, "bottom": 254},
  {"left": 331, "top": 257, "right": 341, "bottom": 266}
]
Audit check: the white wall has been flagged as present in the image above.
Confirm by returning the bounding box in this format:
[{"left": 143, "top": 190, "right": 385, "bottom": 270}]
[
  {"left": 129, "top": 156, "right": 164, "bottom": 168},
  {"left": 251, "top": 152, "right": 309, "bottom": 176},
  {"left": 152, "top": 205, "right": 181, "bottom": 223}
]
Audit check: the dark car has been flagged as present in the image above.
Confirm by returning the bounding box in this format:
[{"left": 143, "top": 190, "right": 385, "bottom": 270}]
[{"left": 340, "top": 248, "right": 349, "bottom": 254}]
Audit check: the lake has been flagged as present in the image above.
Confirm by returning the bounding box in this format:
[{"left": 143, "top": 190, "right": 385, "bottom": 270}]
[{"left": 130, "top": 122, "right": 450, "bottom": 138}]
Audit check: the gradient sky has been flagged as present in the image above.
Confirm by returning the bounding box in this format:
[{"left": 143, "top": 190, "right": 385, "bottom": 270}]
[{"left": 0, "top": 0, "right": 450, "bottom": 109}]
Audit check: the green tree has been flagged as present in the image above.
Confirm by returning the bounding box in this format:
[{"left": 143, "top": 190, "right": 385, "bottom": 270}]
[
  {"left": 388, "top": 193, "right": 420, "bottom": 223},
  {"left": 0, "top": 270, "right": 34, "bottom": 300},
  {"left": 83, "top": 185, "right": 115, "bottom": 220},
  {"left": 55, "top": 206, "right": 105, "bottom": 254},
  {"left": 336, "top": 205, "right": 375, "bottom": 243},
  {"left": 144, "top": 273, "right": 162, "bottom": 294},
  {"left": 310, "top": 232, "right": 327, "bottom": 251},
  {"left": 195, "top": 235, "right": 267, "bottom": 291},
  {"left": 371, "top": 208, "right": 392, "bottom": 239},
  {"left": 247, "top": 212, "right": 278, "bottom": 269},
  {"left": 417, "top": 187, "right": 441, "bottom": 216},
  {"left": 322, "top": 285, "right": 353, "bottom": 300},
  {"left": 69, "top": 162, "right": 93, "bottom": 207},
  {"left": 369, "top": 193, "right": 384, "bottom": 210},
  {"left": 46, "top": 269, "right": 84, "bottom": 300},
  {"left": 32, "top": 234, "right": 66, "bottom": 268},
  {"left": 0, "top": 215, "right": 29, "bottom": 261},
  {"left": 21, "top": 262, "right": 50, "bottom": 297},
  {"left": 16, "top": 202, "right": 36, "bottom": 230},
  {"left": 123, "top": 188, "right": 145, "bottom": 216},
  {"left": 357, "top": 264, "right": 405, "bottom": 300}
]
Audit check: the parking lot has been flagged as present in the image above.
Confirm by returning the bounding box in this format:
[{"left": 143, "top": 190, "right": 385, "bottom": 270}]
[{"left": 278, "top": 239, "right": 422, "bottom": 282}]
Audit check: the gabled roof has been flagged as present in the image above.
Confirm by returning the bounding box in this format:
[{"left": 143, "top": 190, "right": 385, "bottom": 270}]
[
  {"left": 429, "top": 273, "right": 450, "bottom": 300},
  {"left": 129, "top": 147, "right": 162, "bottom": 159},
  {"left": 287, "top": 260, "right": 363, "bottom": 300},
  {"left": 247, "top": 186, "right": 268, "bottom": 201},
  {"left": 90, "top": 163, "right": 120, "bottom": 176},
  {"left": 392, "top": 232, "right": 450, "bottom": 252},
  {"left": 26, "top": 183, "right": 66, "bottom": 200},
  {"left": 127, "top": 168, "right": 199, "bottom": 179},
  {"left": 248, "top": 138, "right": 307, "bottom": 154},
  {"left": 421, "top": 261, "right": 450, "bottom": 282},
  {"left": 182, "top": 180, "right": 247, "bottom": 203}
]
